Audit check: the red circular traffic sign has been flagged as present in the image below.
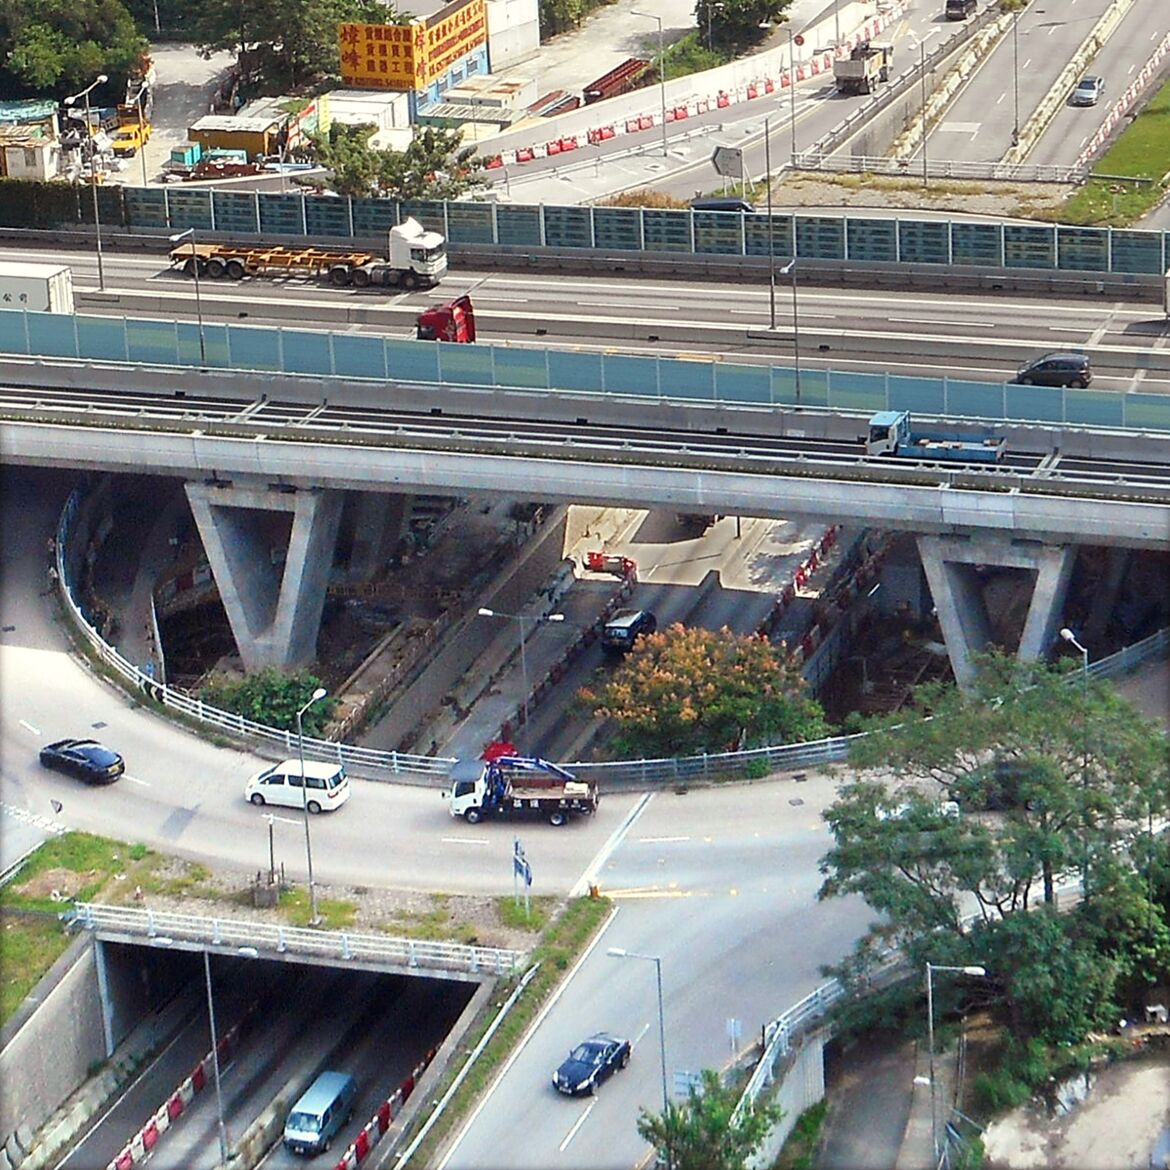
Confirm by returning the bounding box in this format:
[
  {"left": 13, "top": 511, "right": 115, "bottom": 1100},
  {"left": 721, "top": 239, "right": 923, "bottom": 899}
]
[{"left": 794, "top": 33, "right": 804, "bottom": 45}]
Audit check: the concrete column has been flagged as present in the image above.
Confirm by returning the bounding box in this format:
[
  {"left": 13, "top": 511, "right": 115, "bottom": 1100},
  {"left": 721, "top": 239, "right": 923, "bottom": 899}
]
[
  {"left": 917, "top": 536, "right": 1077, "bottom": 690},
  {"left": 185, "top": 481, "right": 343, "bottom": 671},
  {"left": 918, "top": 537, "right": 995, "bottom": 690},
  {"left": 1084, "top": 547, "right": 1131, "bottom": 645},
  {"left": 1017, "top": 544, "right": 1076, "bottom": 661},
  {"left": 345, "top": 491, "right": 410, "bottom": 582}
]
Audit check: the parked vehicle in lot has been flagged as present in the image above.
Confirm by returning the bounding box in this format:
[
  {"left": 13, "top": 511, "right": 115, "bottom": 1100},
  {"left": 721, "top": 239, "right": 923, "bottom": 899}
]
[
  {"left": 447, "top": 755, "right": 599, "bottom": 826},
  {"left": 284, "top": 1071, "right": 357, "bottom": 1155},
  {"left": 602, "top": 609, "right": 658, "bottom": 653},
  {"left": 39, "top": 738, "right": 125, "bottom": 785},
  {"left": 553, "top": 1033, "right": 631, "bottom": 1095},
  {"left": 111, "top": 121, "right": 151, "bottom": 156},
  {"left": 245, "top": 759, "right": 350, "bottom": 813},
  {"left": 1013, "top": 351, "right": 1092, "bottom": 387},
  {"left": 1070, "top": 76, "right": 1104, "bottom": 106}
]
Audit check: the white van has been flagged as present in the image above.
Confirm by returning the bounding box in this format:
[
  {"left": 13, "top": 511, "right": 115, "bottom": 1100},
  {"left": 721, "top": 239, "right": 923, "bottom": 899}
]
[
  {"left": 284, "top": 1070, "right": 358, "bottom": 1155},
  {"left": 245, "top": 759, "right": 350, "bottom": 814}
]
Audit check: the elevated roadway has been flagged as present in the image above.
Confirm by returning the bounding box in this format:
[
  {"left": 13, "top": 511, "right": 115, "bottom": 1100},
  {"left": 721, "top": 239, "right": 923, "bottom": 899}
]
[
  {"left": 2, "top": 376, "right": 1168, "bottom": 548},
  {"left": 3, "top": 244, "right": 1169, "bottom": 392}
]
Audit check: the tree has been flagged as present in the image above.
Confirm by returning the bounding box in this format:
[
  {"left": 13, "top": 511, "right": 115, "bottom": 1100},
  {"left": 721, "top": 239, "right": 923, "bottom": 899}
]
[
  {"left": 636, "top": 1068, "right": 781, "bottom": 1170},
  {"left": 312, "top": 123, "right": 487, "bottom": 200},
  {"left": 200, "top": 668, "right": 336, "bottom": 734},
  {"left": 693, "top": 0, "right": 792, "bottom": 50},
  {"left": 818, "top": 653, "right": 1170, "bottom": 1043},
  {"left": 579, "top": 623, "right": 828, "bottom": 758},
  {"left": 0, "top": 0, "right": 148, "bottom": 99},
  {"left": 192, "top": 0, "right": 392, "bottom": 86}
]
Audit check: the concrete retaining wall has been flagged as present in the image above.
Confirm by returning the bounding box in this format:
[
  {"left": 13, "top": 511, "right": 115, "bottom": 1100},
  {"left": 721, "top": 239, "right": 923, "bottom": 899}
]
[
  {"left": 0, "top": 935, "right": 105, "bottom": 1154},
  {"left": 358, "top": 506, "right": 570, "bottom": 752}
]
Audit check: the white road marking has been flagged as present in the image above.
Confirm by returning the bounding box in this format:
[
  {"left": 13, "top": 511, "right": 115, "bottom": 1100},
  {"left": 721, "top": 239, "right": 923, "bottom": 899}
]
[
  {"left": 123, "top": 775, "right": 150, "bottom": 787},
  {"left": 889, "top": 317, "right": 995, "bottom": 327},
  {"left": 19, "top": 719, "right": 40, "bottom": 735},
  {"left": 636, "top": 835, "right": 691, "bottom": 843},
  {"left": 441, "top": 836, "right": 490, "bottom": 846},
  {"left": 571, "top": 792, "right": 654, "bottom": 898},
  {"left": 559, "top": 1101, "right": 597, "bottom": 1151},
  {"left": 436, "top": 905, "right": 621, "bottom": 1170}
]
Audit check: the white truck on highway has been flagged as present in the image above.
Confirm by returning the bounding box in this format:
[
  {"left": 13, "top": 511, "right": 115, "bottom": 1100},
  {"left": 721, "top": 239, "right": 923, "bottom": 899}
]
[
  {"left": 447, "top": 756, "right": 600, "bottom": 826},
  {"left": 0, "top": 261, "right": 75, "bottom": 313}
]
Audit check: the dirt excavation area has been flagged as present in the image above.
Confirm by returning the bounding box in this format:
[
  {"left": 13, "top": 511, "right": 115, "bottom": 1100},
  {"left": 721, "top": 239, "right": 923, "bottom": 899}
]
[{"left": 982, "top": 1040, "right": 1170, "bottom": 1170}]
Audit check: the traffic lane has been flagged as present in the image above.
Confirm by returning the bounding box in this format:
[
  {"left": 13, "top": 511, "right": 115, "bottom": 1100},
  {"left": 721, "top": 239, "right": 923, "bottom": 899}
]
[
  {"left": 923, "top": 0, "right": 1118, "bottom": 164},
  {"left": 61, "top": 966, "right": 272, "bottom": 1170},
  {"left": 6, "top": 244, "right": 1164, "bottom": 364},
  {"left": 1028, "top": 0, "right": 1170, "bottom": 167},
  {"left": 445, "top": 778, "right": 870, "bottom": 1170},
  {"left": 257, "top": 974, "right": 474, "bottom": 1170}
]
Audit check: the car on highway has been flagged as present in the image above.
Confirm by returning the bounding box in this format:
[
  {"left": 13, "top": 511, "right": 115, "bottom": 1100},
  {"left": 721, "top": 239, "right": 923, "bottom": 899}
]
[
  {"left": 1070, "top": 76, "right": 1104, "bottom": 106},
  {"left": 552, "top": 1033, "right": 631, "bottom": 1095},
  {"left": 39, "top": 738, "right": 125, "bottom": 784},
  {"left": 1012, "top": 351, "right": 1092, "bottom": 388}
]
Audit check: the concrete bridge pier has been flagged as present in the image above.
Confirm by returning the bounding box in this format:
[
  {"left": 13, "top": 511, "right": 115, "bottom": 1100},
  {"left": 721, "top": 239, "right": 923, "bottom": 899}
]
[
  {"left": 917, "top": 535, "right": 1076, "bottom": 689},
  {"left": 342, "top": 491, "right": 411, "bottom": 583},
  {"left": 185, "top": 480, "right": 343, "bottom": 671}
]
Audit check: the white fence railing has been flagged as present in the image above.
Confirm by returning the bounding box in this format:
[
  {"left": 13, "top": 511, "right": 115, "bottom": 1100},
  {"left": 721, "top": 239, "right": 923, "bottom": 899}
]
[
  {"left": 56, "top": 490, "right": 1169, "bottom": 789},
  {"left": 72, "top": 903, "right": 525, "bottom": 977},
  {"left": 793, "top": 151, "right": 1083, "bottom": 184}
]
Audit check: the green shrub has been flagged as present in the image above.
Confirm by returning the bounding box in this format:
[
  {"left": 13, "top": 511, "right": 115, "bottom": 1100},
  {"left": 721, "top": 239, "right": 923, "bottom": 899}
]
[
  {"left": 970, "top": 1068, "right": 1032, "bottom": 1113},
  {"left": 199, "top": 668, "right": 336, "bottom": 734}
]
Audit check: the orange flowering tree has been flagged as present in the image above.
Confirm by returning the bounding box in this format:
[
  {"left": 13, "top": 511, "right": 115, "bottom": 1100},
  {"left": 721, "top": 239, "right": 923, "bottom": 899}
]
[{"left": 580, "top": 623, "right": 828, "bottom": 759}]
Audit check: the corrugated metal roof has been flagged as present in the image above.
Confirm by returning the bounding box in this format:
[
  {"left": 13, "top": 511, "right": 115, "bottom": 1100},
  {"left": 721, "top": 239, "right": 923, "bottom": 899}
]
[{"left": 0, "top": 99, "right": 57, "bottom": 124}]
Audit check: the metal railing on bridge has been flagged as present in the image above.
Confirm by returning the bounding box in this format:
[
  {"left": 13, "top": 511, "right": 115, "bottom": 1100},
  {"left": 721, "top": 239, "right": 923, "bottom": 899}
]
[
  {"left": 71, "top": 903, "right": 525, "bottom": 977},
  {"left": 792, "top": 152, "right": 1083, "bottom": 185}
]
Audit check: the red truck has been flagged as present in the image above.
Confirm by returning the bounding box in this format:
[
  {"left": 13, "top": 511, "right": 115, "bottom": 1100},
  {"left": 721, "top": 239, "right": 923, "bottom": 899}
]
[{"left": 416, "top": 293, "right": 476, "bottom": 342}]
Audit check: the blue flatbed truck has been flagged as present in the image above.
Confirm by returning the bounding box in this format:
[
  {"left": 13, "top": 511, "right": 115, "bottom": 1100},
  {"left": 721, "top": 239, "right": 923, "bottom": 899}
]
[{"left": 865, "top": 411, "right": 1006, "bottom": 463}]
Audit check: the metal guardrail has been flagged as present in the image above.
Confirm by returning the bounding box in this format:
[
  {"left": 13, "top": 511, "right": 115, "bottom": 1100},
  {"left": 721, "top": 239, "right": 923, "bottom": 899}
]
[
  {"left": 55, "top": 490, "right": 1170, "bottom": 790},
  {"left": 72, "top": 903, "right": 525, "bottom": 976},
  {"left": 793, "top": 152, "right": 1083, "bottom": 184}
]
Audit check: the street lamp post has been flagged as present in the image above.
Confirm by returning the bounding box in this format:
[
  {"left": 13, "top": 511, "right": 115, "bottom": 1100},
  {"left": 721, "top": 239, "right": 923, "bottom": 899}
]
[
  {"left": 297, "top": 686, "right": 327, "bottom": 926},
  {"left": 926, "top": 963, "right": 986, "bottom": 1161},
  {"left": 1011, "top": 10, "right": 1021, "bottom": 147},
  {"left": 169, "top": 227, "right": 207, "bottom": 365},
  {"left": 64, "top": 74, "right": 109, "bottom": 291},
  {"left": 779, "top": 257, "right": 801, "bottom": 403},
  {"left": 134, "top": 89, "right": 150, "bottom": 188},
  {"left": 608, "top": 947, "right": 669, "bottom": 1134},
  {"left": 764, "top": 116, "right": 776, "bottom": 331},
  {"left": 203, "top": 950, "right": 231, "bottom": 1167},
  {"left": 478, "top": 608, "right": 565, "bottom": 727},
  {"left": 1060, "top": 626, "right": 1091, "bottom": 895},
  {"left": 788, "top": 27, "right": 798, "bottom": 162},
  {"left": 632, "top": 11, "right": 668, "bottom": 157},
  {"left": 920, "top": 40, "right": 929, "bottom": 189}
]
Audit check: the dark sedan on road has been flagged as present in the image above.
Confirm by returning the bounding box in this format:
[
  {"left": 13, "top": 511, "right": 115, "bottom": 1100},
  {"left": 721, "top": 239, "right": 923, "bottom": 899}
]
[
  {"left": 552, "top": 1033, "right": 631, "bottom": 1096},
  {"left": 39, "top": 738, "right": 125, "bottom": 784}
]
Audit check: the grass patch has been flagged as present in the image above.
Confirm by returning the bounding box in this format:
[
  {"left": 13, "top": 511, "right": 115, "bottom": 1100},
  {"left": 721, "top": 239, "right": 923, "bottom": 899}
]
[
  {"left": 0, "top": 914, "right": 73, "bottom": 1024},
  {"left": 771, "top": 1099, "right": 828, "bottom": 1169},
  {"left": 1046, "top": 75, "right": 1170, "bottom": 225},
  {"left": 401, "top": 895, "right": 612, "bottom": 1167},
  {"left": 660, "top": 31, "right": 734, "bottom": 80},
  {"left": 1, "top": 832, "right": 140, "bottom": 911},
  {"left": 278, "top": 888, "right": 358, "bottom": 930},
  {"left": 495, "top": 895, "right": 553, "bottom": 932}
]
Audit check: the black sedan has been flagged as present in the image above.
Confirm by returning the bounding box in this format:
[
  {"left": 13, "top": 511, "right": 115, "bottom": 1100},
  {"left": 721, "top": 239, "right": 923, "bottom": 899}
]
[
  {"left": 39, "top": 738, "right": 125, "bottom": 785},
  {"left": 552, "top": 1033, "right": 631, "bottom": 1096}
]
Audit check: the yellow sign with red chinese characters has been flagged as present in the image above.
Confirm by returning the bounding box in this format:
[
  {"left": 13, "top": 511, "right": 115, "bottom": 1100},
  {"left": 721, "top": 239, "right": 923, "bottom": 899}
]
[{"left": 338, "top": 0, "right": 486, "bottom": 93}]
